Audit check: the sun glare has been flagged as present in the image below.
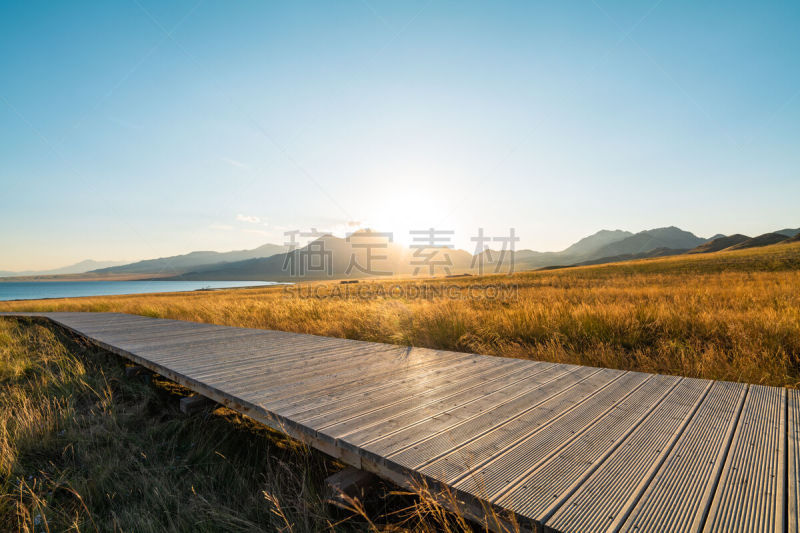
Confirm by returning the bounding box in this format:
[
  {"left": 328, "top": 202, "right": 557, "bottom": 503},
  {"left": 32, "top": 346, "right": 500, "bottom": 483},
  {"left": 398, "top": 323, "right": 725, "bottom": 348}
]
[{"left": 366, "top": 187, "right": 457, "bottom": 247}]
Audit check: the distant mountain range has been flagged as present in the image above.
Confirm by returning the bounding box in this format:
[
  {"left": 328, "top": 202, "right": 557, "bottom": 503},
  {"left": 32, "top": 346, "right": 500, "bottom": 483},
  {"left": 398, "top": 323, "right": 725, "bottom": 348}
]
[
  {"left": 168, "top": 232, "right": 474, "bottom": 281},
  {"left": 688, "top": 230, "right": 800, "bottom": 255},
  {"left": 90, "top": 243, "right": 286, "bottom": 276},
  {"left": 162, "top": 225, "right": 800, "bottom": 281},
  {"left": 2, "top": 226, "right": 798, "bottom": 281},
  {"left": 0, "top": 259, "right": 129, "bottom": 278}
]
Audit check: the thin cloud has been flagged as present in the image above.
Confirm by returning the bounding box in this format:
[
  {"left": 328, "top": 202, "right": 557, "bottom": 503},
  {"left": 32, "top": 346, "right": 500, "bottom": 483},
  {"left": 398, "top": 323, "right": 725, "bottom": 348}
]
[{"left": 237, "top": 214, "right": 261, "bottom": 224}]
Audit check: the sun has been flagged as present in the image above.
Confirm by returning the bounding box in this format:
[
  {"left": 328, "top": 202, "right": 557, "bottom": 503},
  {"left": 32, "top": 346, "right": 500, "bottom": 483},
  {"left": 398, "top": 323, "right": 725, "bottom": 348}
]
[{"left": 364, "top": 186, "right": 458, "bottom": 247}]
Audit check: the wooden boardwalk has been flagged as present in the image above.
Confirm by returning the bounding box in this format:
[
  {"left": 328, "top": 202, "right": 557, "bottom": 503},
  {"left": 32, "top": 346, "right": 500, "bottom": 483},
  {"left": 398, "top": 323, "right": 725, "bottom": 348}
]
[{"left": 2, "top": 311, "right": 797, "bottom": 533}]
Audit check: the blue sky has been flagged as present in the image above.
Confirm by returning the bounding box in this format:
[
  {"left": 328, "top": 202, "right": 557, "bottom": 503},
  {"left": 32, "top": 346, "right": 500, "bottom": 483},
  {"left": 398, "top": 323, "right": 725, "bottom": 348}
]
[{"left": 1, "top": 0, "right": 799, "bottom": 270}]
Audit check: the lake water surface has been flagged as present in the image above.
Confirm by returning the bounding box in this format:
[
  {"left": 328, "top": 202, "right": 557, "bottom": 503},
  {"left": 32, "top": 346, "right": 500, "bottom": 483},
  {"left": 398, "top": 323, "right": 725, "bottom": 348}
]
[{"left": 0, "top": 281, "right": 279, "bottom": 301}]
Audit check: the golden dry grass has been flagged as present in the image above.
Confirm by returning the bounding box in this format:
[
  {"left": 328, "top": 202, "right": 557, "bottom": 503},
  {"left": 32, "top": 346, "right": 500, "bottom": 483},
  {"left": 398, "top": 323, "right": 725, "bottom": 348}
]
[
  {"left": 2, "top": 242, "right": 799, "bottom": 387},
  {"left": 1, "top": 243, "right": 798, "bottom": 531}
]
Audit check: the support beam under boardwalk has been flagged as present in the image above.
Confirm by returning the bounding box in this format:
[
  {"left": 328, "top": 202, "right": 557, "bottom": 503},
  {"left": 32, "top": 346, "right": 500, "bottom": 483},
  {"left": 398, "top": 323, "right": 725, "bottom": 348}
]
[
  {"left": 124, "top": 365, "right": 151, "bottom": 383},
  {"left": 180, "top": 394, "right": 215, "bottom": 415},
  {"left": 324, "top": 467, "right": 377, "bottom": 508}
]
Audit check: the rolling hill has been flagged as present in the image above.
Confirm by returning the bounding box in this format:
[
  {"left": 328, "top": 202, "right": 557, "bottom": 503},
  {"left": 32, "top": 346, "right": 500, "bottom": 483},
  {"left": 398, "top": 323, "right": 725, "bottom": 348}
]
[
  {"left": 570, "top": 246, "right": 688, "bottom": 267},
  {"left": 725, "top": 232, "right": 790, "bottom": 251},
  {"left": 687, "top": 234, "right": 750, "bottom": 254}
]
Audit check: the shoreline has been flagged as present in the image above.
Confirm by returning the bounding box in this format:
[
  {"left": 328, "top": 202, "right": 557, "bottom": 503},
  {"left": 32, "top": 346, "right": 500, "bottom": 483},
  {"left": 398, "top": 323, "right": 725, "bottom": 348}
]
[
  {"left": 0, "top": 280, "right": 286, "bottom": 303},
  {"left": 0, "top": 273, "right": 174, "bottom": 282}
]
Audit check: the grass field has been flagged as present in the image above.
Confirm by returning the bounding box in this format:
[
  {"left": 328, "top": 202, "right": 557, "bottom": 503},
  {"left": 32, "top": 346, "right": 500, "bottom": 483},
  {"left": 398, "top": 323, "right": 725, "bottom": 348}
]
[
  {"left": 2, "top": 241, "right": 799, "bottom": 387},
  {"left": 2, "top": 242, "right": 799, "bottom": 531}
]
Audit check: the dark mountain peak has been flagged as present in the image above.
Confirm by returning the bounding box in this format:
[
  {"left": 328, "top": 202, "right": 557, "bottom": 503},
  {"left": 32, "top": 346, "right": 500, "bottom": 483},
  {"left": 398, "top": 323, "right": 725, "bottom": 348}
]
[
  {"left": 726, "top": 233, "right": 789, "bottom": 251},
  {"left": 688, "top": 234, "right": 750, "bottom": 254},
  {"left": 588, "top": 227, "right": 705, "bottom": 259},
  {"left": 775, "top": 227, "right": 800, "bottom": 238},
  {"left": 561, "top": 229, "right": 633, "bottom": 257},
  {"left": 639, "top": 226, "right": 699, "bottom": 239}
]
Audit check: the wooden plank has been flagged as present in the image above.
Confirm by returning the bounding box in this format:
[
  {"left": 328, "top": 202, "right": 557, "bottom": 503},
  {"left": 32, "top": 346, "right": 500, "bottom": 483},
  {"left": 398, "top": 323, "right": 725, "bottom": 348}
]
[
  {"left": 275, "top": 356, "right": 525, "bottom": 418},
  {"left": 451, "top": 372, "right": 654, "bottom": 502},
  {"left": 44, "top": 312, "right": 153, "bottom": 328},
  {"left": 181, "top": 342, "right": 395, "bottom": 383},
  {"left": 619, "top": 381, "right": 748, "bottom": 533},
  {"left": 311, "top": 360, "right": 554, "bottom": 438},
  {"left": 127, "top": 326, "right": 338, "bottom": 356},
  {"left": 211, "top": 345, "right": 455, "bottom": 399},
  {"left": 227, "top": 355, "right": 476, "bottom": 413},
  {"left": 74, "top": 321, "right": 217, "bottom": 340},
  {"left": 439, "top": 372, "right": 654, "bottom": 497},
  {"left": 123, "top": 329, "right": 343, "bottom": 364},
  {"left": 142, "top": 335, "right": 367, "bottom": 375},
  {"left": 86, "top": 320, "right": 224, "bottom": 336},
  {"left": 545, "top": 378, "right": 711, "bottom": 533},
  {"left": 492, "top": 375, "right": 680, "bottom": 525},
  {"left": 144, "top": 339, "right": 406, "bottom": 388},
  {"left": 293, "top": 358, "right": 531, "bottom": 427},
  {"left": 129, "top": 335, "right": 422, "bottom": 401},
  {"left": 108, "top": 328, "right": 268, "bottom": 350},
  {"left": 341, "top": 364, "right": 588, "bottom": 452},
  {"left": 703, "top": 385, "right": 786, "bottom": 533},
  {"left": 356, "top": 367, "right": 609, "bottom": 465},
  {"left": 157, "top": 331, "right": 402, "bottom": 370},
  {"left": 220, "top": 344, "right": 458, "bottom": 386}
]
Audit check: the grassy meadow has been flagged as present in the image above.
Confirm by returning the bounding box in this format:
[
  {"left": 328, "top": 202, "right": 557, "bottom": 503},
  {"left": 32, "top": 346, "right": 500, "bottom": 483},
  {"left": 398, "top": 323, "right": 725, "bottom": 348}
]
[
  {"left": 2, "top": 240, "right": 799, "bottom": 387},
  {"left": 1, "top": 241, "right": 799, "bottom": 531}
]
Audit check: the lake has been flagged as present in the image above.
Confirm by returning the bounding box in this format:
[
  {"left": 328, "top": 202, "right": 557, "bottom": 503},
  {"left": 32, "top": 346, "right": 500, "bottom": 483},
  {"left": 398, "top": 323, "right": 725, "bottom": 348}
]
[{"left": 0, "top": 281, "right": 280, "bottom": 301}]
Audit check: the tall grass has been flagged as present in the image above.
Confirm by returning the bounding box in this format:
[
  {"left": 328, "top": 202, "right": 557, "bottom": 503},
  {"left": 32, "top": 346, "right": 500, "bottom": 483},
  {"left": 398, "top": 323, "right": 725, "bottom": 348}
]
[
  {"left": 1, "top": 244, "right": 798, "bottom": 530},
  {"left": 3, "top": 242, "right": 798, "bottom": 387}
]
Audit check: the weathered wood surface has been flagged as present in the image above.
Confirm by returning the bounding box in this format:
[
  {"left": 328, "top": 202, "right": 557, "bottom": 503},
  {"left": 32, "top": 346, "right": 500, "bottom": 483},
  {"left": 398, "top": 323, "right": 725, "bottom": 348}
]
[{"left": 1, "top": 311, "right": 796, "bottom": 533}]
